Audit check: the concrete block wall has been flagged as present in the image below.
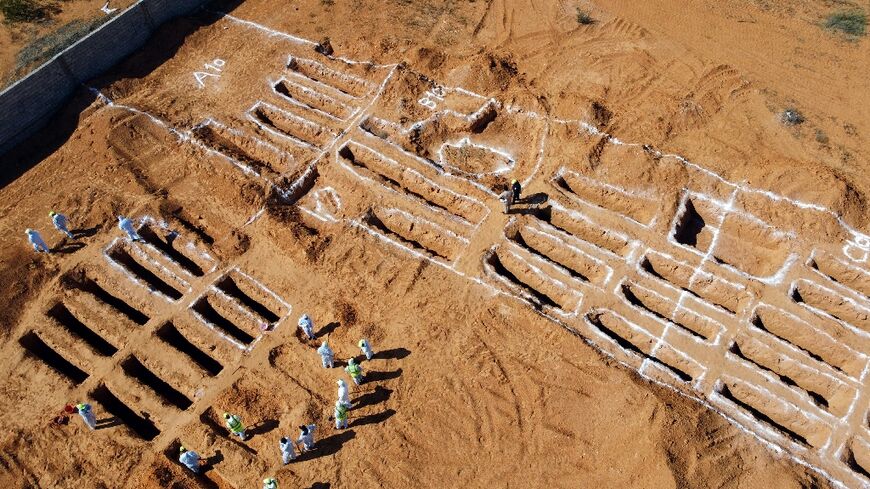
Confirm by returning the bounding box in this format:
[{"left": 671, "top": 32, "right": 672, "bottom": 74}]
[{"left": 0, "top": 0, "right": 211, "bottom": 156}]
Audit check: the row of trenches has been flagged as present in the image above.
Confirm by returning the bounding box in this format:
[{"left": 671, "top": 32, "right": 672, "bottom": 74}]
[
  {"left": 104, "top": 219, "right": 217, "bottom": 302},
  {"left": 725, "top": 330, "right": 856, "bottom": 416},
  {"left": 106, "top": 242, "right": 188, "bottom": 301},
  {"left": 338, "top": 141, "right": 488, "bottom": 229},
  {"left": 551, "top": 170, "right": 657, "bottom": 226},
  {"left": 618, "top": 280, "right": 723, "bottom": 341},
  {"left": 190, "top": 271, "right": 288, "bottom": 348},
  {"left": 790, "top": 278, "right": 870, "bottom": 335},
  {"left": 286, "top": 55, "right": 374, "bottom": 99},
  {"left": 583, "top": 309, "right": 704, "bottom": 384},
  {"left": 749, "top": 305, "right": 866, "bottom": 379},
  {"left": 482, "top": 246, "right": 583, "bottom": 315},
  {"left": 506, "top": 220, "right": 612, "bottom": 286},
  {"left": 273, "top": 76, "right": 354, "bottom": 121},
  {"left": 714, "top": 376, "right": 831, "bottom": 449},
  {"left": 247, "top": 101, "right": 336, "bottom": 149},
  {"left": 809, "top": 250, "right": 870, "bottom": 300},
  {"left": 670, "top": 195, "right": 794, "bottom": 279},
  {"left": 639, "top": 251, "right": 750, "bottom": 315},
  {"left": 191, "top": 119, "right": 299, "bottom": 180},
  {"left": 359, "top": 207, "right": 465, "bottom": 262},
  {"left": 531, "top": 204, "right": 632, "bottom": 258}
]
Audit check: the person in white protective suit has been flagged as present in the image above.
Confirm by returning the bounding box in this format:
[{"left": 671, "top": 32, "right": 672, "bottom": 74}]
[
  {"left": 337, "top": 379, "right": 351, "bottom": 408},
  {"left": 178, "top": 446, "right": 202, "bottom": 473},
  {"left": 317, "top": 341, "right": 334, "bottom": 368},
  {"left": 279, "top": 436, "right": 296, "bottom": 464},
  {"left": 297, "top": 424, "right": 316, "bottom": 452},
  {"left": 298, "top": 314, "right": 315, "bottom": 340},
  {"left": 25, "top": 229, "right": 49, "bottom": 253},
  {"left": 49, "top": 211, "right": 75, "bottom": 239},
  {"left": 358, "top": 338, "right": 374, "bottom": 361},
  {"left": 117, "top": 215, "right": 142, "bottom": 241}
]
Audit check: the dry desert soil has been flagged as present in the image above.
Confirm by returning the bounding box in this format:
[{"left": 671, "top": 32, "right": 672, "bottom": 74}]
[{"left": 0, "top": 0, "right": 868, "bottom": 488}]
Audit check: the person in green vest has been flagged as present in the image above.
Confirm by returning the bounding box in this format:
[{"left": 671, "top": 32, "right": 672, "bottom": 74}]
[
  {"left": 344, "top": 357, "right": 365, "bottom": 386},
  {"left": 75, "top": 402, "right": 96, "bottom": 430},
  {"left": 334, "top": 400, "right": 349, "bottom": 429},
  {"left": 223, "top": 412, "right": 248, "bottom": 441}
]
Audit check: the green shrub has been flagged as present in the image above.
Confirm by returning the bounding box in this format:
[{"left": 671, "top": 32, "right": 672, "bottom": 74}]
[
  {"left": 0, "top": 0, "right": 47, "bottom": 23},
  {"left": 576, "top": 7, "right": 593, "bottom": 25},
  {"left": 824, "top": 10, "right": 866, "bottom": 37}
]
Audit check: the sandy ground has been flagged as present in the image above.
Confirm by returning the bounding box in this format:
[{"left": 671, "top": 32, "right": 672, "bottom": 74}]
[{"left": 0, "top": 0, "right": 868, "bottom": 488}]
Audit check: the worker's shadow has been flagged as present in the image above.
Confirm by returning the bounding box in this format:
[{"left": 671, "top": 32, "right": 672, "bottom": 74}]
[
  {"left": 71, "top": 225, "right": 100, "bottom": 238},
  {"left": 316, "top": 321, "right": 340, "bottom": 338},
  {"left": 296, "top": 430, "right": 356, "bottom": 461},
  {"left": 518, "top": 192, "right": 549, "bottom": 206},
  {"left": 95, "top": 416, "right": 122, "bottom": 429},
  {"left": 201, "top": 450, "right": 224, "bottom": 473},
  {"left": 247, "top": 418, "right": 279, "bottom": 438},
  {"left": 52, "top": 242, "right": 86, "bottom": 254},
  {"left": 375, "top": 347, "right": 411, "bottom": 360},
  {"left": 350, "top": 408, "right": 396, "bottom": 428},
  {"left": 353, "top": 385, "right": 392, "bottom": 409},
  {"left": 365, "top": 368, "right": 403, "bottom": 383}
]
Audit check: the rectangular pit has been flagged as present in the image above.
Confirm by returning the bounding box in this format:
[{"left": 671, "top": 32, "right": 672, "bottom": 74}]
[
  {"left": 843, "top": 437, "right": 870, "bottom": 480},
  {"left": 339, "top": 142, "right": 486, "bottom": 225},
  {"left": 139, "top": 224, "right": 206, "bottom": 277},
  {"left": 791, "top": 279, "right": 870, "bottom": 334},
  {"left": 713, "top": 212, "right": 793, "bottom": 279},
  {"left": 584, "top": 310, "right": 693, "bottom": 382},
  {"left": 191, "top": 296, "right": 257, "bottom": 347},
  {"left": 367, "top": 207, "right": 464, "bottom": 261},
  {"left": 63, "top": 274, "right": 149, "bottom": 325},
  {"left": 716, "top": 379, "right": 830, "bottom": 448},
  {"left": 484, "top": 249, "right": 573, "bottom": 312},
  {"left": 274, "top": 77, "right": 352, "bottom": 121},
  {"left": 18, "top": 331, "right": 89, "bottom": 385},
  {"left": 728, "top": 334, "right": 854, "bottom": 416},
  {"left": 46, "top": 303, "right": 118, "bottom": 357},
  {"left": 191, "top": 120, "right": 292, "bottom": 178},
  {"left": 91, "top": 384, "right": 160, "bottom": 441},
  {"left": 120, "top": 356, "right": 193, "bottom": 410},
  {"left": 155, "top": 322, "right": 223, "bottom": 376},
  {"left": 107, "top": 244, "right": 184, "bottom": 300},
  {"left": 750, "top": 306, "right": 865, "bottom": 378},
  {"left": 640, "top": 252, "right": 748, "bottom": 314},
  {"left": 540, "top": 204, "right": 631, "bottom": 256},
  {"left": 249, "top": 101, "right": 335, "bottom": 148},
  {"left": 512, "top": 224, "right": 610, "bottom": 285},
  {"left": 671, "top": 196, "right": 719, "bottom": 252},
  {"left": 287, "top": 56, "right": 373, "bottom": 98},
  {"left": 809, "top": 250, "right": 870, "bottom": 299},
  {"left": 554, "top": 170, "right": 656, "bottom": 225},
  {"left": 620, "top": 282, "right": 719, "bottom": 340}
]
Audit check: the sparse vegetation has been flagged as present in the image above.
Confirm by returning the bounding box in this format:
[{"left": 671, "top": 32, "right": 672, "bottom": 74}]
[
  {"left": 815, "top": 129, "right": 829, "bottom": 145},
  {"left": 0, "top": 0, "right": 48, "bottom": 23},
  {"left": 576, "top": 7, "right": 594, "bottom": 25},
  {"left": 823, "top": 10, "right": 866, "bottom": 37},
  {"left": 320, "top": 0, "right": 334, "bottom": 6},
  {"left": 780, "top": 108, "right": 805, "bottom": 126}
]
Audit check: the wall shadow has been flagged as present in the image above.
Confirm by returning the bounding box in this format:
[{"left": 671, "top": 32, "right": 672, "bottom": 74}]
[{"left": 0, "top": 2, "right": 250, "bottom": 189}]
